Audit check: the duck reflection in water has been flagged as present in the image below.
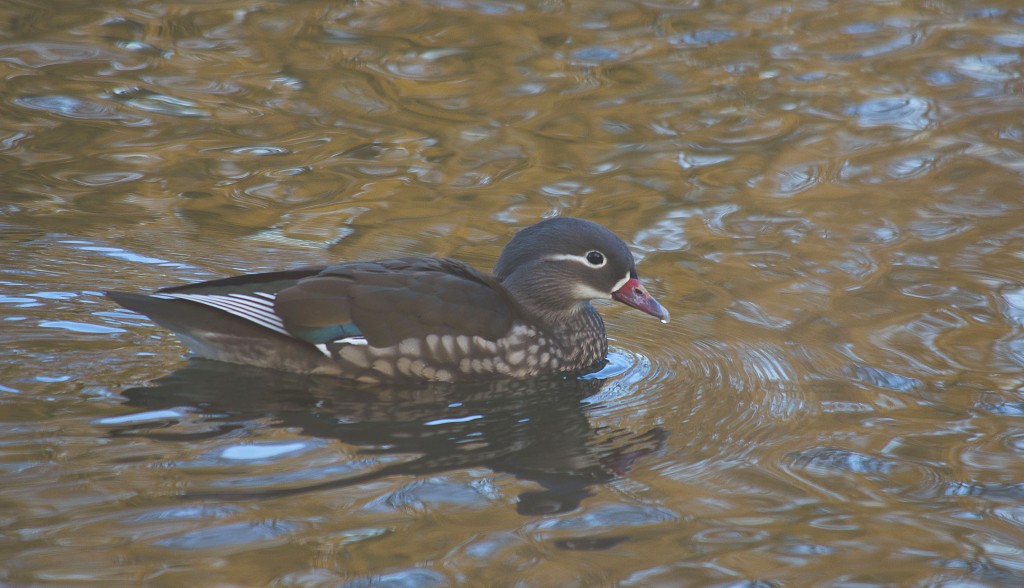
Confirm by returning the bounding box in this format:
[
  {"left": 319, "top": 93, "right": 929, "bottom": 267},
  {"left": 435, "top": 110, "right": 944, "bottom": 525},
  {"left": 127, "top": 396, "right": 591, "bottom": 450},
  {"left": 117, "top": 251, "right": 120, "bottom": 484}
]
[{"left": 111, "top": 360, "right": 666, "bottom": 515}]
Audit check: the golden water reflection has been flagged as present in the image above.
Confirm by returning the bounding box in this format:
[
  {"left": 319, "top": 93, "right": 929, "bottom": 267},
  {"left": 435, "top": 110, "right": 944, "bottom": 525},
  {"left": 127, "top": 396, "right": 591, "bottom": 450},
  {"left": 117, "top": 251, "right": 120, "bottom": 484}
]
[{"left": 2, "top": 0, "right": 1024, "bottom": 584}]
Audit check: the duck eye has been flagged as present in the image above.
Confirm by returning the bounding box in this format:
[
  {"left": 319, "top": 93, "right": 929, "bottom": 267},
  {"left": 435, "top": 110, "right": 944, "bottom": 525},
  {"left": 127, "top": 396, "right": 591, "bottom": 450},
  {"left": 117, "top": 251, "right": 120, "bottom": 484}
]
[{"left": 585, "top": 251, "right": 605, "bottom": 266}]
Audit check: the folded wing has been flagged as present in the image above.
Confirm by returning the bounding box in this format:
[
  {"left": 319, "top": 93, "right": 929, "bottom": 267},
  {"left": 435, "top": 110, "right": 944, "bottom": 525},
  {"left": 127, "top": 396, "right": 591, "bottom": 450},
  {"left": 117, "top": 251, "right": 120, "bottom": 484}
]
[{"left": 274, "top": 257, "right": 518, "bottom": 348}]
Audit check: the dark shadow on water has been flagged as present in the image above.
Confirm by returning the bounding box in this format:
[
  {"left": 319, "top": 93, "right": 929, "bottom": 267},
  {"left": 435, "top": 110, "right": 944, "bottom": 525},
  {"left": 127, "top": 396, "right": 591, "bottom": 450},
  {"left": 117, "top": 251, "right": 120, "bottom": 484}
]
[{"left": 112, "top": 360, "right": 666, "bottom": 515}]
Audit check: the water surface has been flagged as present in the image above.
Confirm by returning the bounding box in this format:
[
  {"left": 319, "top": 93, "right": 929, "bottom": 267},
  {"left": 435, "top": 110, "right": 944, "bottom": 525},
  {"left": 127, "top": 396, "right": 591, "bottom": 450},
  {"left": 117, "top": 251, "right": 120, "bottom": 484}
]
[{"left": 2, "top": 0, "right": 1024, "bottom": 585}]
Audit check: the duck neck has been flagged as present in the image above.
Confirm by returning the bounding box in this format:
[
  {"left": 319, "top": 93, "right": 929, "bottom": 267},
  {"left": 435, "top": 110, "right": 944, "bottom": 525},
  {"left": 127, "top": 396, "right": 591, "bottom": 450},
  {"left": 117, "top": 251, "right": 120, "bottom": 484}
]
[
  {"left": 546, "top": 304, "right": 608, "bottom": 372},
  {"left": 498, "top": 268, "right": 609, "bottom": 372}
]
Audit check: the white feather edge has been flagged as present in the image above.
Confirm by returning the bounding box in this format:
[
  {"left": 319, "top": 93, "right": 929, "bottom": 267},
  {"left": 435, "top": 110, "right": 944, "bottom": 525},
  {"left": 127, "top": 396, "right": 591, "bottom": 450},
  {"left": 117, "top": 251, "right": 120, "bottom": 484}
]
[{"left": 152, "top": 292, "right": 368, "bottom": 356}]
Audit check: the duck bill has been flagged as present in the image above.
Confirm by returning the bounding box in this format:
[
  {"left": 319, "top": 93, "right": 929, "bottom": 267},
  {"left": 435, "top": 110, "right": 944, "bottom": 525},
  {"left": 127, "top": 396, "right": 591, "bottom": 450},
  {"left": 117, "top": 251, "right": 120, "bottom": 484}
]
[{"left": 612, "top": 278, "right": 670, "bottom": 323}]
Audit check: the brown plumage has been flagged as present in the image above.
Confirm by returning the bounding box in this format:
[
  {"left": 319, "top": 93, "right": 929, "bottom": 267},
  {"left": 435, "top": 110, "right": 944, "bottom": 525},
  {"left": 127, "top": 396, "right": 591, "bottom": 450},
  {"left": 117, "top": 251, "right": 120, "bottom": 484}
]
[{"left": 107, "top": 217, "right": 668, "bottom": 382}]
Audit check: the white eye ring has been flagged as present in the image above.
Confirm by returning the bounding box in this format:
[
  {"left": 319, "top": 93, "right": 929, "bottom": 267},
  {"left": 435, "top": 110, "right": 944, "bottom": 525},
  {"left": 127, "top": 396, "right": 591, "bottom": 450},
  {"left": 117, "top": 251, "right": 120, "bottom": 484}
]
[{"left": 585, "top": 250, "right": 606, "bottom": 267}]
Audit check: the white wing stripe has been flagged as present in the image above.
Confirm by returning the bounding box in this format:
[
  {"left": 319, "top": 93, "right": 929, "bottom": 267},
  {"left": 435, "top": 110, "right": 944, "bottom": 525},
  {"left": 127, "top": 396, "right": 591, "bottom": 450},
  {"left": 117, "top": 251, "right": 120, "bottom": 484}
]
[
  {"left": 337, "top": 336, "right": 368, "bottom": 346},
  {"left": 185, "top": 295, "right": 287, "bottom": 334},
  {"left": 156, "top": 293, "right": 279, "bottom": 322},
  {"left": 227, "top": 293, "right": 280, "bottom": 311},
  {"left": 207, "top": 296, "right": 283, "bottom": 327},
  {"left": 154, "top": 292, "right": 290, "bottom": 336},
  {"left": 164, "top": 293, "right": 284, "bottom": 331},
  {"left": 194, "top": 296, "right": 284, "bottom": 331}
]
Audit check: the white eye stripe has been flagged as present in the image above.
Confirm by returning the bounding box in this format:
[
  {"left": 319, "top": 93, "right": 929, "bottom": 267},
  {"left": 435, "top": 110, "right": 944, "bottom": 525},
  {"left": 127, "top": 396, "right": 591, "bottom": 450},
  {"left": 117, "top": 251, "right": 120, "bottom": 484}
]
[
  {"left": 542, "top": 252, "right": 607, "bottom": 268},
  {"left": 543, "top": 253, "right": 588, "bottom": 263}
]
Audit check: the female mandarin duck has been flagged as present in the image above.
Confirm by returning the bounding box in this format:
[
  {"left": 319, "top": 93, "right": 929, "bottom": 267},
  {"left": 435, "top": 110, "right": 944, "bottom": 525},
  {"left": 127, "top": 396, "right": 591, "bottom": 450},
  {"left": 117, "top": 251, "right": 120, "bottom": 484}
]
[{"left": 108, "top": 217, "right": 669, "bottom": 382}]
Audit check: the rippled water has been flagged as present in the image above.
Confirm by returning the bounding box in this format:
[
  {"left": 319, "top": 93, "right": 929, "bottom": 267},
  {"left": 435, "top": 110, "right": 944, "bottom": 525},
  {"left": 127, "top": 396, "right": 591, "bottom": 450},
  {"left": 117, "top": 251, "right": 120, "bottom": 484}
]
[{"left": 3, "top": 0, "right": 1024, "bottom": 585}]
